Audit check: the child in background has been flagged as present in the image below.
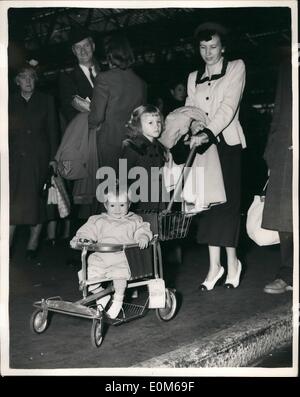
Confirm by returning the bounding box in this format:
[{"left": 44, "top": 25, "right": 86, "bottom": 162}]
[
  {"left": 163, "top": 79, "right": 187, "bottom": 116},
  {"left": 71, "top": 186, "right": 152, "bottom": 319}
]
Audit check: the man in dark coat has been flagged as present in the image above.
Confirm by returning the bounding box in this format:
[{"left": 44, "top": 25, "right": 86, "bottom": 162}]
[
  {"left": 58, "top": 28, "right": 101, "bottom": 222},
  {"left": 262, "top": 49, "right": 293, "bottom": 294},
  {"left": 59, "top": 28, "right": 100, "bottom": 125}
]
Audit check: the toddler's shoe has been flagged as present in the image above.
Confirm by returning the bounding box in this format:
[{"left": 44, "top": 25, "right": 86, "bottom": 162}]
[{"left": 106, "top": 295, "right": 124, "bottom": 319}]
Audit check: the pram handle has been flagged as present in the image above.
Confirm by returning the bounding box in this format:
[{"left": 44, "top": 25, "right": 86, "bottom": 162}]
[
  {"left": 73, "top": 240, "right": 150, "bottom": 253},
  {"left": 165, "top": 144, "right": 197, "bottom": 213}
]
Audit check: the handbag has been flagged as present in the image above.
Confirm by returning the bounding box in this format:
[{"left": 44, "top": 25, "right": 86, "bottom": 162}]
[
  {"left": 52, "top": 174, "right": 71, "bottom": 218},
  {"left": 43, "top": 167, "right": 71, "bottom": 218},
  {"left": 246, "top": 181, "right": 280, "bottom": 246}
]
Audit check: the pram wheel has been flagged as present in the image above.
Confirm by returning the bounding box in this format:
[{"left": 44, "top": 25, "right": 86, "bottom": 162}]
[
  {"left": 155, "top": 289, "right": 177, "bottom": 321},
  {"left": 91, "top": 318, "right": 104, "bottom": 348},
  {"left": 30, "top": 309, "right": 49, "bottom": 334}
]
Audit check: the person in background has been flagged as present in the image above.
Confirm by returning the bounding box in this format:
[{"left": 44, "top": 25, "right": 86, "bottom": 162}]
[
  {"left": 262, "top": 50, "right": 293, "bottom": 294},
  {"left": 163, "top": 79, "right": 187, "bottom": 116},
  {"left": 88, "top": 33, "right": 147, "bottom": 175},
  {"left": 56, "top": 28, "right": 100, "bottom": 242},
  {"left": 186, "top": 22, "right": 246, "bottom": 291},
  {"left": 9, "top": 64, "right": 59, "bottom": 259},
  {"left": 59, "top": 28, "right": 100, "bottom": 125}
]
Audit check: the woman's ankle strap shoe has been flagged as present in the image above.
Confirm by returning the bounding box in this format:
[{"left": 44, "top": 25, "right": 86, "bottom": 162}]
[
  {"left": 224, "top": 260, "right": 242, "bottom": 289},
  {"left": 199, "top": 266, "right": 225, "bottom": 291}
]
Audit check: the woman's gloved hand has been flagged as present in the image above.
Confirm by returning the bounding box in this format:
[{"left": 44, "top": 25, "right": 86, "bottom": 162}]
[
  {"left": 187, "top": 132, "right": 210, "bottom": 149},
  {"left": 190, "top": 120, "right": 206, "bottom": 135}
]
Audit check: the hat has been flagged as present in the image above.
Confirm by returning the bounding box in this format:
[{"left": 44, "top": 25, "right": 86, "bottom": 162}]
[
  {"left": 194, "top": 22, "right": 228, "bottom": 38},
  {"left": 69, "top": 27, "right": 94, "bottom": 46}
]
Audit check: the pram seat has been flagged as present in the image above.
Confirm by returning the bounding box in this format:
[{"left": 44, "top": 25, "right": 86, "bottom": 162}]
[{"left": 125, "top": 245, "right": 154, "bottom": 280}]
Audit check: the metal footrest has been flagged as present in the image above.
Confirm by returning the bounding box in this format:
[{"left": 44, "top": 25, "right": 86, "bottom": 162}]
[
  {"left": 107, "top": 301, "right": 148, "bottom": 325},
  {"left": 34, "top": 299, "right": 98, "bottom": 319}
]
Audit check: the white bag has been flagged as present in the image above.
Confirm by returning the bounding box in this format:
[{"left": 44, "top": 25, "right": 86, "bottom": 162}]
[
  {"left": 147, "top": 279, "right": 166, "bottom": 309},
  {"left": 163, "top": 152, "right": 184, "bottom": 193},
  {"left": 47, "top": 177, "right": 58, "bottom": 205},
  {"left": 246, "top": 195, "right": 280, "bottom": 246}
]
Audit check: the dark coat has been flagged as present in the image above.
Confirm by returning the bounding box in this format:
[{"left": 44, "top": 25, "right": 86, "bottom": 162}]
[
  {"left": 59, "top": 63, "right": 100, "bottom": 124},
  {"left": 88, "top": 68, "right": 147, "bottom": 171},
  {"left": 9, "top": 91, "right": 59, "bottom": 224},
  {"left": 120, "top": 135, "right": 167, "bottom": 211},
  {"left": 262, "top": 57, "right": 293, "bottom": 232}
]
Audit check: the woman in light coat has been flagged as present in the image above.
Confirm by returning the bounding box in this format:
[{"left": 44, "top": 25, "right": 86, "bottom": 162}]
[{"left": 186, "top": 22, "right": 246, "bottom": 290}]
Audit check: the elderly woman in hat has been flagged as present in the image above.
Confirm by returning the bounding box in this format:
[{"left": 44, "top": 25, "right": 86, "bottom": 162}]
[
  {"left": 185, "top": 22, "right": 246, "bottom": 290},
  {"left": 9, "top": 64, "right": 59, "bottom": 259}
]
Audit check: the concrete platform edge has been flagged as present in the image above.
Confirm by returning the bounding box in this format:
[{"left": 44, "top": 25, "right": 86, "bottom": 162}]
[{"left": 133, "top": 303, "right": 293, "bottom": 368}]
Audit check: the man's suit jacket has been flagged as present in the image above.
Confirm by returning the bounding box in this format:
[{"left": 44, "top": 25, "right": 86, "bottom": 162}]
[
  {"left": 59, "top": 63, "right": 99, "bottom": 124},
  {"left": 88, "top": 68, "right": 147, "bottom": 164}
]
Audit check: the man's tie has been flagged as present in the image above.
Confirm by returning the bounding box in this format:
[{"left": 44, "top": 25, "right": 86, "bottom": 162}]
[{"left": 89, "top": 67, "right": 96, "bottom": 85}]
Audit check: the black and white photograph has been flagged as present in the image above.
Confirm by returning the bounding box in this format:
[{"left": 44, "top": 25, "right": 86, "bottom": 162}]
[{"left": 0, "top": 0, "right": 298, "bottom": 378}]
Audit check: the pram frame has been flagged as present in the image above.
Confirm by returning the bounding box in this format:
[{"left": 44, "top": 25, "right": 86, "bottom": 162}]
[{"left": 31, "top": 235, "right": 177, "bottom": 347}]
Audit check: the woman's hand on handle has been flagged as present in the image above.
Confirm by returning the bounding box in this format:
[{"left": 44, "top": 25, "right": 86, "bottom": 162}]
[
  {"left": 184, "top": 133, "right": 210, "bottom": 149},
  {"left": 190, "top": 120, "right": 206, "bottom": 135}
]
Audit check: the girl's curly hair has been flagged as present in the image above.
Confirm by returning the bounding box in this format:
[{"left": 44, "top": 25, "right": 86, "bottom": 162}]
[{"left": 125, "top": 104, "right": 164, "bottom": 138}]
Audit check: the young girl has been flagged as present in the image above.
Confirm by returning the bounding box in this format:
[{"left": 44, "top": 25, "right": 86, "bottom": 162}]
[
  {"left": 121, "top": 104, "right": 168, "bottom": 212},
  {"left": 70, "top": 186, "right": 152, "bottom": 319}
]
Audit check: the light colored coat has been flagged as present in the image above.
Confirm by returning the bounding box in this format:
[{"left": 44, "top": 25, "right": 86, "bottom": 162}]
[
  {"left": 186, "top": 58, "right": 246, "bottom": 148},
  {"left": 75, "top": 212, "right": 153, "bottom": 281}
]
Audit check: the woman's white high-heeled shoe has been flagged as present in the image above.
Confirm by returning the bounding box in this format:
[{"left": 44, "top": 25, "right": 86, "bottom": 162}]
[
  {"left": 224, "top": 260, "right": 242, "bottom": 289},
  {"left": 199, "top": 266, "right": 225, "bottom": 291}
]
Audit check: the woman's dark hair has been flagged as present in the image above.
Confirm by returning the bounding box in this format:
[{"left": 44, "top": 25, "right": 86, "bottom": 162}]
[
  {"left": 104, "top": 33, "right": 135, "bottom": 70},
  {"left": 126, "top": 104, "right": 164, "bottom": 138},
  {"left": 194, "top": 22, "right": 228, "bottom": 48}
]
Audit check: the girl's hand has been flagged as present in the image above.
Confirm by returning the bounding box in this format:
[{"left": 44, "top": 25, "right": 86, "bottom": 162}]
[
  {"left": 189, "top": 133, "right": 209, "bottom": 148},
  {"left": 190, "top": 120, "right": 206, "bottom": 135},
  {"left": 138, "top": 236, "right": 149, "bottom": 249}
]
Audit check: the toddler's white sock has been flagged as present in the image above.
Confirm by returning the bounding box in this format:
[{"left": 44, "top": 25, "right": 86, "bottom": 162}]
[
  {"left": 96, "top": 295, "right": 111, "bottom": 311},
  {"left": 106, "top": 295, "right": 124, "bottom": 319}
]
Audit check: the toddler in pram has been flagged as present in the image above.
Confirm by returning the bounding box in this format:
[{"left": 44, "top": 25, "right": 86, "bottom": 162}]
[{"left": 70, "top": 185, "right": 153, "bottom": 319}]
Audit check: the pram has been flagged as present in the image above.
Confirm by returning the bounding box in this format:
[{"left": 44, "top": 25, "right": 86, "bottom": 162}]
[{"left": 30, "top": 147, "right": 198, "bottom": 348}]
